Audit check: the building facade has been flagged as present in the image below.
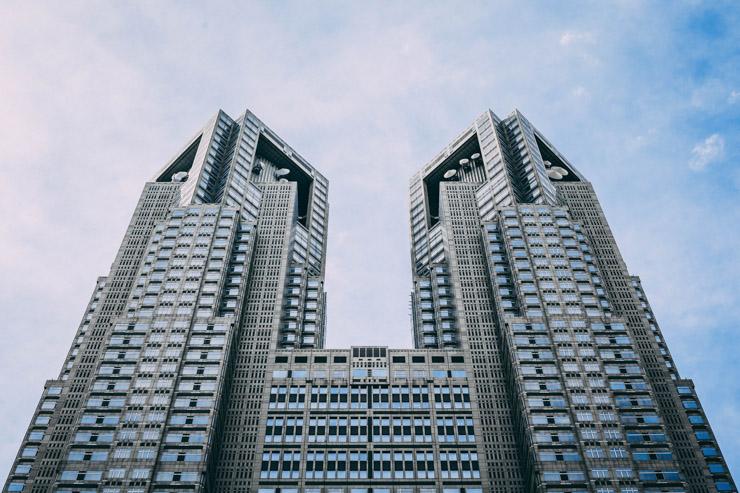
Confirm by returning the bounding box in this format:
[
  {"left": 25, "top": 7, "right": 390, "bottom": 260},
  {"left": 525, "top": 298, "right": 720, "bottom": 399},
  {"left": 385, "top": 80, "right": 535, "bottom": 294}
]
[{"left": 4, "top": 107, "right": 736, "bottom": 493}]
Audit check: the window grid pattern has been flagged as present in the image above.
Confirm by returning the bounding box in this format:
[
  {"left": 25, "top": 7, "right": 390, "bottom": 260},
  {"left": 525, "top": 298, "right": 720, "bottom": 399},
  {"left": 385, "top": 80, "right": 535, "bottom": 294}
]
[{"left": 558, "top": 182, "right": 736, "bottom": 493}]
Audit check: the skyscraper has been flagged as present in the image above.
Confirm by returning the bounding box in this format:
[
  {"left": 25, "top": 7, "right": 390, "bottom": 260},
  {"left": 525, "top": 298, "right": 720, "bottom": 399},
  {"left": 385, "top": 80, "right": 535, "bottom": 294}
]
[{"left": 4, "top": 107, "right": 735, "bottom": 493}]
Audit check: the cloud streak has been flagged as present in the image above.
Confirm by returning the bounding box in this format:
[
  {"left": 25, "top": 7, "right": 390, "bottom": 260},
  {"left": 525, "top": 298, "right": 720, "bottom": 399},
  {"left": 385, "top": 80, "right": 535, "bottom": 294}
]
[
  {"left": 559, "top": 30, "right": 593, "bottom": 46},
  {"left": 689, "top": 134, "right": 725, "bottom": 171}
]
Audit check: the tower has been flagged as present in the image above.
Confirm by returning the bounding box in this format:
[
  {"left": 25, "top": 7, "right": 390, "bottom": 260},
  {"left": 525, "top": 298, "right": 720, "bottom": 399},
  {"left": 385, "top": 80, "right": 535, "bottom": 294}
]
[
  {"left": 4, "top": 109, "right": 329, "bottom": 493},
  {"left": 4, "top": 107, "right": 735, "bottom": 493},
  {"left": 409, "top": 109, "right": 735, "bottom": 493}
]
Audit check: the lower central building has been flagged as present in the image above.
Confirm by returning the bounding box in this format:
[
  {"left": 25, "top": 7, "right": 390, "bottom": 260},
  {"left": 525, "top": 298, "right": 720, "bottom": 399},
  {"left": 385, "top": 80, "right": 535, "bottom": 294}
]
[
  {"left": 3, "top": 107, "right": 735, "bottom": 493},
  {"left": 255, "top": 347, "right": 482, "bottom": 493}
]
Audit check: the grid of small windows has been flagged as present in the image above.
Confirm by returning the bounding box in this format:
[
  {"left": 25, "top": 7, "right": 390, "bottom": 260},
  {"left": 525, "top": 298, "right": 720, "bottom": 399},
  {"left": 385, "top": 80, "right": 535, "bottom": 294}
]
[
  {"left": 280, "top": 266, "right": 324, "bottom": 349},
  {"left": 492, "top": 205, "right": 609, "bottom": 321},
  {"left": 483, "top": 222, "right": 520, "bottom": 317},
  {"left": 267, "top": 383, "right": 471, "bottom": 412},
  {"left": 8, "top": 183, "right": 182, "bottom": 493},
  {"left": 193, "top": 113, "right": 239, "bottom": 205},
  {"left": 257, "top": 488, "right": 482, "bottom": 493},
  {"left": 413, "top": 264, "right": 458, "bottom": 348},
  {"left": 556, "top": 181, "right": 723, "bottom": 491},
  {"left": 409, "top": 176, "right": 428, "bottom": 272},
  {"left": 255, "top": 350, "right": 481, "bottom": 490},
  {"left": 126, "top": 205, "right": 237, "bottom": 320},
  {"left": 629, "top": 277, "right": 679, "bottom": 380},
  {"left": 214, "top": 183, "right": 298, "bottom": 493},
  {"left": 474, "top": 110, "right": 521, "bottom": 214},
  {"left": 223, "top": 115, "right": 260, "bottom": 211},
  {"left": 675, "top": 383, "right": 737, "bottom": 492},
  {"left": 502, "top": 111, "right": 557, "bottom": 205},
  {"left": 53, "top": 205, "right": 243, "bottom": 491},
  {"left": 217, "top": 214, "right": 255, "bottom": 317},
  {"left": 492, "top": 205, "right": 683, "bottom": 492},
  {"left": 438, "top": 182, "right": 524, "bottom": 492}
]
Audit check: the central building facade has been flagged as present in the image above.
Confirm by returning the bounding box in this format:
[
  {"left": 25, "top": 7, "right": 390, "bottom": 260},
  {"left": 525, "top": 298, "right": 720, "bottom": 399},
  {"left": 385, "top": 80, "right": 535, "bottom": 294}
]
[{"left": 4, "top": 108, "right": 736, "bottom": 493}]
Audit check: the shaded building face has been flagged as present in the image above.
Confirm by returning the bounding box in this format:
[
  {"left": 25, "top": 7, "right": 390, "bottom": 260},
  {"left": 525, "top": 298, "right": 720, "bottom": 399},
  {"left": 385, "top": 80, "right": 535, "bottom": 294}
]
[{"left": 4, "top": 108, "right": 735, "bottom": 493}]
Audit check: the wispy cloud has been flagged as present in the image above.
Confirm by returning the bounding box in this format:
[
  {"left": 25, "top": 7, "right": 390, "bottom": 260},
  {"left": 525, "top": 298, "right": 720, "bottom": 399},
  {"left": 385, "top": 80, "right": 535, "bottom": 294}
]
[
  {"left": 689, "top": 134, "right": 725, "bottom": 171},
  {"left": 571, "top": 85, "right": 591, "bottom": 99},
  {"left": 559, "top": 30, "right": 593, "bottom": 46}
]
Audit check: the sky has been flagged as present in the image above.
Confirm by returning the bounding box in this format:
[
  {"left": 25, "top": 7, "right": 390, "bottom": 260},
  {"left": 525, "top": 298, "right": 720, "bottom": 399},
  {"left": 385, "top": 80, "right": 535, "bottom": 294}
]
[{"left": 0, "top": 0, "right": 738, "bottom": 481}]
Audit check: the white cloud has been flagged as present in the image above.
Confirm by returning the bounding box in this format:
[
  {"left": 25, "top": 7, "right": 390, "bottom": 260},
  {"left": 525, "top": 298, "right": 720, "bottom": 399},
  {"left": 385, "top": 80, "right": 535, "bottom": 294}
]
[
  {"left": 571, "top": 85, "right": 590, "bottom": 99},
  {"left": 729, "top": 90, "right": 740, "bottom": 104},
  {"left": 688, "top": 134, "right": 725, "bottom": 171},
  {"left": 559, "top": 30, "right": 593, "bottom": 46}
]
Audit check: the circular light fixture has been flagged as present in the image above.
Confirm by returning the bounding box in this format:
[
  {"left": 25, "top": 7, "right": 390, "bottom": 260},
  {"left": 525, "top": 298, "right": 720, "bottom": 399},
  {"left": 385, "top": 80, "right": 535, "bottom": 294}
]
[{"left": 443, "top": 169, "right": 458, "bottom": 179}]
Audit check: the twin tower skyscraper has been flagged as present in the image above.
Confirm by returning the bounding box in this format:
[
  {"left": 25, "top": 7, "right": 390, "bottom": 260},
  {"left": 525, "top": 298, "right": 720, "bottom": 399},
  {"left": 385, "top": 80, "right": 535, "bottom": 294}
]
[{"left": 4, "top": 108, "right": 735, "bottom": 493}]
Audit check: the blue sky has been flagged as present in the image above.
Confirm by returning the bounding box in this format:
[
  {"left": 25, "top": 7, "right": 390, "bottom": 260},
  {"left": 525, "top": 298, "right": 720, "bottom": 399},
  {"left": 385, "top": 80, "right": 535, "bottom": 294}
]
[{"left": 0, "top": 0, "right": 738, "bottom": 479}]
